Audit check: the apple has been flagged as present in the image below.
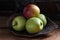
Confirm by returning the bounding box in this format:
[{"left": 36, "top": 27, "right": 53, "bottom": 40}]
[
  {"left": 23, "top": 4, "right": 40, "bottom": 18},
  {"left": 37, "top": 14, "right": 47, "bottom": 26},
  {"left": 26, "top": 17, "right": 43, "bottom": 34},
  {"left": 12, "top": 16, "right": 26, "bottom": 31}
]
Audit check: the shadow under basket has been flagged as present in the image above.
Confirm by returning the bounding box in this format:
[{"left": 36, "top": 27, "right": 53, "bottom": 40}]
[{"left": 7, "top": 14, "right": 58, "bottom": 37}]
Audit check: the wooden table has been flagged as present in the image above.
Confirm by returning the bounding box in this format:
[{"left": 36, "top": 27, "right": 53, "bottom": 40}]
[{"left": 0, "top": 16, "right": 60, "bottom": 40}]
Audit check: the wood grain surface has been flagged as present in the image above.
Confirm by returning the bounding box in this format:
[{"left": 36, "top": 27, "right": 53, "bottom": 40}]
[{"left": 0, "top": 16, "right": 60, "bottom": 40}]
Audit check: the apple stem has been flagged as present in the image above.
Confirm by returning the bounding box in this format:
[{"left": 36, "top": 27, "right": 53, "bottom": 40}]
[
  {"left": 40, "top": 23, "right": 42, "bottom": 26},
  {"left": 13, "top": 22, "right": 17, "bottom": 26}
]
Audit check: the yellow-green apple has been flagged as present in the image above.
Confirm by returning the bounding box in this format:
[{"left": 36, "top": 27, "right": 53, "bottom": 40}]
[
  {"left": 37, "top": 14, "right": 47, "bottom": 26},
  {"left": 23, "top": 4, "right": 40, "bottom": 18},
  {"left": 26, "top": 17, "right": 43, "bottom": 34},
  {"left": 12, "top": 16, "right": 26, "bottom": 31}
]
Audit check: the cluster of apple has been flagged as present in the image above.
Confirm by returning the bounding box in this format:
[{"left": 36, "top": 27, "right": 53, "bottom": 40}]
[{"left": 12, "top": 4, "right": 47, "bottom": 34}]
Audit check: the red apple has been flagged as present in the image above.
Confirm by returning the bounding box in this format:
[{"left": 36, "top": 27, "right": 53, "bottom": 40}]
[{"left": 23, "top": 4, "right": 40, "bottom": 18}]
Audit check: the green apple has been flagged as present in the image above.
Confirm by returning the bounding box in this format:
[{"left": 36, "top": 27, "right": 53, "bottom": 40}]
[
  {"left": 37, "top": 14, "right": 47, "bottom": 26},
  {"left": 12, "top": 16, "right": 26, "bottom": 31},
  {"left": 26, "top": 17, "right": 43, "bottom": 34}
]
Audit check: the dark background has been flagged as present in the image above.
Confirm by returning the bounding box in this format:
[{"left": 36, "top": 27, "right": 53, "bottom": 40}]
[{"left": 0, "top": 0, "right": 60, "bottom": 20}]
